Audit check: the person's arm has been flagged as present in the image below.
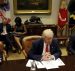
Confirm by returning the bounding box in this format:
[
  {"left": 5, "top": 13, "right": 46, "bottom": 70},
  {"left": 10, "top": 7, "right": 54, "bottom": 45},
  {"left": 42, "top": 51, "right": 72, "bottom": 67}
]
[
  {"left": 7, "top": 24, "right": 13, "bottom": 33},
  {"left": 67, "top": 37, "right": 75, "bottom": 54},
  {"left": 69, "top": 47, "right": 75, "bottom": 54},
  {"left": 28, "top": 42, "right": 42, "bottom": 61},
  {"left": 59, "top": 13, "right": 67, "bottom": 21},
  {"left": 0, "top": 24, "right": 2, "bottom": 34},
  {"left": 52, "top": 39, "right": 61, "bottom": 59},
  {"left": 23, "top": 25, "right": 27, "bottom": 34}
]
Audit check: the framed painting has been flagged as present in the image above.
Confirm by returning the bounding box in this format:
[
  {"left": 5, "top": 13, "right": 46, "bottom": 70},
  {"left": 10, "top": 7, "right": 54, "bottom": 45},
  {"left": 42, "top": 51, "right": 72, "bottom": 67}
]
[{"left": 13, "top": 0, "right": 52, "bottom": 14}]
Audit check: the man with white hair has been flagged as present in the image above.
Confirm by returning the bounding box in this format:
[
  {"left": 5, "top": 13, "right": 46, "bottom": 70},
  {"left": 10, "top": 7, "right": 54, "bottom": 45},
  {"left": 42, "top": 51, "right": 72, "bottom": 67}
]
[{"left": 28, "top": 29, "right": 61, "bottom": 61}]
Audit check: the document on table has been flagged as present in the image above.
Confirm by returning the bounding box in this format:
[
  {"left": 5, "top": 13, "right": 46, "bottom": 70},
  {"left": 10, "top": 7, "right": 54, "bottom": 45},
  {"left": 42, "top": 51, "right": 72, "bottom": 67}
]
[
  {"left": 0, "top": 59, "right": 1, "bottom": 62},
  {"left": 35, "top": 61, "right": 45, "bottom": 68},
  {"left": 41, "top": 60, "right": 59, "bottom": 69},
  {"left": 26, "top": 59, "right": 33, "bottom": 67},
  {"left": 55, "top": 58, "right": 65, "bottom": 66},
  {"left": 26, "top": 58, "right": 65, "bottom": 69}
]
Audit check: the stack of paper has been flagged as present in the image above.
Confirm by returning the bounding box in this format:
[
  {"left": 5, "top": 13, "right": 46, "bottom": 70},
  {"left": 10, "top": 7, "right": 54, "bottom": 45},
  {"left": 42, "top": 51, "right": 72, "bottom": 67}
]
[
  {"left": 35, "top": 61, "right": 45, "bottom": 68},
  {"left": 41, "top": 60, "right": 59, "bottom": 69},
  {"left": 26, "top": 60, "right": 33, "bottom": 67},
  {"left": 55, "top": 58, "right": 65, "bottom": 66},
  {"left": 41, "top": 58, "right": 65, "bottom": 69},
  {"left": 26, "top": 58, "right": 65, "bottom": 70}
]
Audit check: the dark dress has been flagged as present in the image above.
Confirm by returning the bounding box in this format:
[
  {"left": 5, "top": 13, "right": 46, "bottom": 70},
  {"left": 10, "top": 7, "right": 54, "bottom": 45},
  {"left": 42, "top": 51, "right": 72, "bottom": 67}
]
[{"left": 13, "top": 24, "right": 27, "bottom": 51}]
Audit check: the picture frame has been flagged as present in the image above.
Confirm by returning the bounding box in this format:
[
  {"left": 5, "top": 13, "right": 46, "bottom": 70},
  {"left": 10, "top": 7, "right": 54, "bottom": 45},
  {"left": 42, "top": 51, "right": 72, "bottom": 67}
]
[{"left": 13, "top": 0, "right": 52, "bottom": 14}]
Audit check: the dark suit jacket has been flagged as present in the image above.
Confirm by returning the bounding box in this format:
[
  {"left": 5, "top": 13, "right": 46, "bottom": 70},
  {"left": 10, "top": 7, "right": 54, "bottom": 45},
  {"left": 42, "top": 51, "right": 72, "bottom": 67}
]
[
  {"left": 0, "top": 23, "right": 13, "bottom": 34},
  {"left": 67, "top": 34, "right": 75, "bottom": 54},
  {"left": 28, "top": 38, "right": 61, "bottom": 61}
]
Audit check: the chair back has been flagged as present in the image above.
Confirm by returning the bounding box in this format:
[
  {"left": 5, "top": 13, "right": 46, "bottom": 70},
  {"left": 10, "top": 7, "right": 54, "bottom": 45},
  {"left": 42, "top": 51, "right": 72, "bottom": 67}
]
[{"left": 22, "top": 35, "right": 41, "bottom": 57}]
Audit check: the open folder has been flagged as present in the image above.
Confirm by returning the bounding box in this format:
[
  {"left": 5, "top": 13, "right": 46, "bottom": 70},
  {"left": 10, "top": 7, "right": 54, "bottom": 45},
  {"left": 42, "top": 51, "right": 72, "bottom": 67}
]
[{"left": 26, "top": 58, "right": 65, "bottom": 69}]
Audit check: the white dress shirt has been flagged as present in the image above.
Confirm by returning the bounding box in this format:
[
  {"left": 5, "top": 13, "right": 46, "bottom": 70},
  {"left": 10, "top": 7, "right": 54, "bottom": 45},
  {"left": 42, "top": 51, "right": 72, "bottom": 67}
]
[
  {"left": 1, "top": 26, "right": 7, "bottom": 35},
  {"left": 42, "top": 42, "right": 55, "bottom": 60},
  {"left": 42, "top": 42, "right": 50, "bottom": 55}
]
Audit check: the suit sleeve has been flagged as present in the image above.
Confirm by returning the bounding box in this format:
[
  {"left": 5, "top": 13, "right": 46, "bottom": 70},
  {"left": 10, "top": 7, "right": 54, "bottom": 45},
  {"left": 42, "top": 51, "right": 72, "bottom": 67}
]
[
  {"left": 53, "top": 39, "right": 61, "bottom": 59},
  {"left": 28, "top": 42, "right": 42, "bottom": 61},
  {"left": 7, "top": 24, "right": 14, "bottom": 33},
  {"left": 0, "top": 24, "right": 2, "bottom": 34},
  {"left": 67, "top": 36, "right": 75, "bottom": 54}
]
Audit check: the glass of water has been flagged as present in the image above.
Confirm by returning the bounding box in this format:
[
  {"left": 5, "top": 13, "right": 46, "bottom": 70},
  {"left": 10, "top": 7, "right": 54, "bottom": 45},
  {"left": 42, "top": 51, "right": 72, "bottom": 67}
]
[{"left": 30, "top": 60, "right": 36, "bottom": 71}]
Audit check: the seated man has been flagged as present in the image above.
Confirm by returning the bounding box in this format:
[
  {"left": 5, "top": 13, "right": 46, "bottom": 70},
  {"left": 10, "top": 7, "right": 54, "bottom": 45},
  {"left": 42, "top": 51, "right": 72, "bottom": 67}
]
[
  {"left": 28, "top": 29, "right": 61, "bottom": 61},
  {"left": 0, "top": 18, "right": 16, "bottom": 55},
  {"left": 67, "top": 34, "right": 75, "bottom": 55}
]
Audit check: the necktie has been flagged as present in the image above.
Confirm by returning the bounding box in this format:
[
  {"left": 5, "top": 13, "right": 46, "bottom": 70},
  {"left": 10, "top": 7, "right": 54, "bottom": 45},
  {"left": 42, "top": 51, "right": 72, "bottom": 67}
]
[{"left": 46, "top": 44, "right": 48, "bottom": 52}]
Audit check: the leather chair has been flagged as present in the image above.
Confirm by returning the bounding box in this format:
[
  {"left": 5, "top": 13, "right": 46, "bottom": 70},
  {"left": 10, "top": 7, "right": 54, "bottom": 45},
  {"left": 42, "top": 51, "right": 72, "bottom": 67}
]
[
  {"left": 0, "top": 41, "right": 3, "bottom": 51},
  {"left": 22, "top": 35, "right": 41, "bottom": 58},
  {"left": 0, "top": 41, "right": 7, "bottom": 61}
]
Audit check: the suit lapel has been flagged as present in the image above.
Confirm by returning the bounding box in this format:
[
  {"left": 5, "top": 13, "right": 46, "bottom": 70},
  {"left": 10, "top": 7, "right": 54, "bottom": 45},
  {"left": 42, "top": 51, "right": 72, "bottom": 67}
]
[
  {"left": 39, "top": 39, "right": 44, "bottom": 54},
  {"left": 49, "top": 40, "right": 54, "bottom": 54}
]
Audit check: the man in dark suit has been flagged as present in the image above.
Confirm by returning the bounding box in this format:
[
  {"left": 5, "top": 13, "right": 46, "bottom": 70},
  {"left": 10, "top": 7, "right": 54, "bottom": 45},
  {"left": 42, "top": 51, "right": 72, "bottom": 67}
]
[
  {"left": 28, "top": 29, "right": 61, "bottom": 61},
  {"left": 67, "top": 34, "right": 75, "bottom": 55},
  {"left": 0, "top": 18, "right": 15, "bottom": 54}
]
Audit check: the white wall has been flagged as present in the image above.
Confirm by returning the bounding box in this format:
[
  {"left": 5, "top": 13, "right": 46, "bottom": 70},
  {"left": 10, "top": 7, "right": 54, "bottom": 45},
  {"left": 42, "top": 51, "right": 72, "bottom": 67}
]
[{"left": 8, "top": 0, "right": 69, "bottom": 25}]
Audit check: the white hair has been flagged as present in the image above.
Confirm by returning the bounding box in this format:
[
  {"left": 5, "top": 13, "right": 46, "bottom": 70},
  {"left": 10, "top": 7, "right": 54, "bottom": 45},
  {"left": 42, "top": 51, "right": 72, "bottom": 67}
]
[{"left": 42, "top": 29, "right": 54, "bottom": 38}]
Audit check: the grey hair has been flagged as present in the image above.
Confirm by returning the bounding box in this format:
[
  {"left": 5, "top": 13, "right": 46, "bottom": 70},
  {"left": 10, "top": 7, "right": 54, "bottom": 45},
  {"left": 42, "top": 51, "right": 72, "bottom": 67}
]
[{"left": 42, "top": 29, "right": 54, "bottom": 38}]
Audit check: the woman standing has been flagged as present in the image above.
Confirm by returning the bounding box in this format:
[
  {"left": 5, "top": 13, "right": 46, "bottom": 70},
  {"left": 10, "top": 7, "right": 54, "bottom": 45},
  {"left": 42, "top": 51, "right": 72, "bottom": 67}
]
[{"left": 58, "top": 0, "right": 68, "bottom": 36}]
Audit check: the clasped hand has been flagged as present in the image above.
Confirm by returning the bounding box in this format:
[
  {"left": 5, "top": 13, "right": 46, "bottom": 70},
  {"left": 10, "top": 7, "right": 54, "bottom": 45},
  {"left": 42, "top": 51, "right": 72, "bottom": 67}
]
[{"left": 41, "top": 52, "right": 52, "bottom": 61}]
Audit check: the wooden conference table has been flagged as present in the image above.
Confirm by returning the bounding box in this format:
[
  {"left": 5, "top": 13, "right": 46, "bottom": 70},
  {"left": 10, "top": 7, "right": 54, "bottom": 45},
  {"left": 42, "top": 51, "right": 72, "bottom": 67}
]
[{"left": 0, "top": 55, "right": 75, "bottom": 71}]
